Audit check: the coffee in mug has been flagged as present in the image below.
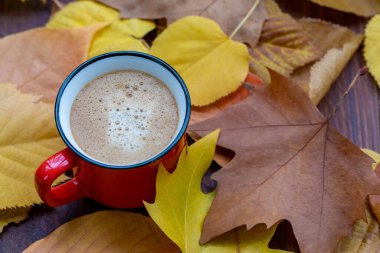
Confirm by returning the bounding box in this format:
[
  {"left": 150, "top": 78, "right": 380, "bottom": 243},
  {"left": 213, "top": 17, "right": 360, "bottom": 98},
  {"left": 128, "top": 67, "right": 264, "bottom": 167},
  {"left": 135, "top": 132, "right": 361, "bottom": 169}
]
[{"left": 70, "top": 70, "right": 179, "bottom": 165}]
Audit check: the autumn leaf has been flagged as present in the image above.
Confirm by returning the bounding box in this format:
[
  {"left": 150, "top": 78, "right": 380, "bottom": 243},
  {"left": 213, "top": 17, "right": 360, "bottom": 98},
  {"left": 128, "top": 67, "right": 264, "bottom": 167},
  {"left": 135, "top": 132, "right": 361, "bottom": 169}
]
[
  {"left": 99, "top": 0, "right": 268, "bottom": 48},
  {"left": 292, "top": 18, "right": 363, "bottom": 104},
  {"left": 307, "top": 0, "right": 380, "bottom": 17},
  {"left": 362, "top": 148, "right": 380, "bottom": 171},
  {"left": 0, "top": 25, "right": 102, "bottom": 101},
  {"left": 0, "top": 207, "right": 30, "bottom": 233},
  {"left": 23, "top": 211, "right": 180, "bottom": 253},
  {"left": 150, "top": 16, "right": 249, "bottom": 106},
  {"left": 190, "top": 73, "right": 264, "bottom": 125},
  {"left": 190, "top": 71, "right": 380, "bottom": 253},
  {"left": 0, "top": 84, "right": 65, "bottom": 208},
  {"left": 335, "top": 207, "right": 380, "bottom": 253},
  {"left": 46, "top": 0, "right": 155, "bottom": 58},
  {"left": 251, "top": 14, "right": 319, "bottom": 77},
  {"left": 145, "top": 130, "right": 288, "bottom": 253},
  {"left": 364, "top": 15, "right": 380, "bottom": 89}
]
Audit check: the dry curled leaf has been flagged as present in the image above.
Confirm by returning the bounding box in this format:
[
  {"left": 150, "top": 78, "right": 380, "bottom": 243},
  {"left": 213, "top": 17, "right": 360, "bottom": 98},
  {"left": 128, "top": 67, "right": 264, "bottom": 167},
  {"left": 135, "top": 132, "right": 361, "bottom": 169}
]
[
  {"left": 0, "top": 25, "right": 102, "bottom": 101},
  {"left": 335, "top": 207, "right": 380, "bottom": 253},
  {"left": 308, "top": 0, "right": 380, "bottom": 17},
  {"left": 0, "top": 207, "right": 30, "bottom": 233},
  {"left": 251, "top": 14, "right": 319, "bottom": 77},
  {"left": 190, "top": 71, "right": 380, "bottom": 253},
  {"left": 291, "top": 18, "right": 363, "bottom": 104},
  {"left": 145, "top": 130, "right": 288, "bottom": 253},
  {"left": 99, "top": 0, "right": 267, "bottom": 47},
  {"left": 0, "top": 84, "right": 65, "bottom": 208},
  {"left": 46, "top": 0, "right": 155, "bottom": 58},
  {"left": 23, "top": 211, "right": 180, "bottom": 253},
  {"left": 150, "top": 16, "right": 249, "bottom": 106},
  {"left": 364, "top": 15, "right": 380, "bottom": 89}
]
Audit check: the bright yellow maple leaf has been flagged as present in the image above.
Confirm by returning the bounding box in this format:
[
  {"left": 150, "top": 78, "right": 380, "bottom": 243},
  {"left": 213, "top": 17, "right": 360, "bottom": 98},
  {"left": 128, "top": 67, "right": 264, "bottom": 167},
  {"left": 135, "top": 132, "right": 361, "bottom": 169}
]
[
  {"left": 89, "top": 19, "right": 155, "bottom": 58},
  {"left": 24, "top": 211, "right": 180, "bottom": 252},
  {"left": 150, "top": 16, "right": 249, "bottom": 106},
  {"left": 362, "top": 148, "right": 380, "bottom": 171},
  {"left": 0, "top": 84, "right": 65, "bottom": 209},
  {"left": 0, "top": 207, "right": 30, "bottom": 233},
  {"left": 364, "top": 15, "right": 380, "bottom": 89},
  {"left": 46, "top": 0, "right": 155, "bottom": 58},
  {"left": 145, "top": 130, "right": 288, "bottom": 253}
]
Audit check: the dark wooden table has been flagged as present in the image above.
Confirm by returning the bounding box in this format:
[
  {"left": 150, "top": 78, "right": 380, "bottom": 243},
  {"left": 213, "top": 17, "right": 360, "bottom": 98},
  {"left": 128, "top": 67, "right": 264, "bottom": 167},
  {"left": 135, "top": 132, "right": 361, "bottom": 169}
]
[{"left": 0, "top": 0, "right": 379, "bottom": 252}]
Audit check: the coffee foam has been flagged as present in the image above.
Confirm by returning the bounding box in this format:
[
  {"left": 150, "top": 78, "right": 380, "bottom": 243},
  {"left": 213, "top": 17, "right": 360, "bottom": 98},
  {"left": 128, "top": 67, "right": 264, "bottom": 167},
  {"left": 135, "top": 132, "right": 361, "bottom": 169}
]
[{"left": 70, "top": 70, "right": 179, "bottom": 165}]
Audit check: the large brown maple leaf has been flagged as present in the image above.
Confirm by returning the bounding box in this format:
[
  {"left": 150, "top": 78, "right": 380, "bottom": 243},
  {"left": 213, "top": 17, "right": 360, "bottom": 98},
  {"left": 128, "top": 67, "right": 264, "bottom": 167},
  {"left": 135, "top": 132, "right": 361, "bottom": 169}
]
[{"left": 189, "top": 72, "right": 380, "bottom": 253}]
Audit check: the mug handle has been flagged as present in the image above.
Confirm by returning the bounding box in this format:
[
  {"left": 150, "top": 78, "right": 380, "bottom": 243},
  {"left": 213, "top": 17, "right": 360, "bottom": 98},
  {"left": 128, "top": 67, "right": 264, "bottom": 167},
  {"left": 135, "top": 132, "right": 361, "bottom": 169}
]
[{"left": 35, "top": 148, "right": 85, "bottom": 207}]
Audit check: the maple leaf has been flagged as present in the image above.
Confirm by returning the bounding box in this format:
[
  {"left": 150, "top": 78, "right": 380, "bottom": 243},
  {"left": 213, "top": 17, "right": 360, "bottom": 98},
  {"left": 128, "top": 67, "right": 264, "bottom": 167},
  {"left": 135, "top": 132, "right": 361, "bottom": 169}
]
[
  {"left": 23, "top": 211, "right": 180, "bottom": 253},
  {"left": 335, "top": 207, "right": 380, "bottom": 253},
  {"left": 190, "top": 71, "right": 380, "bottom": 253},
  {"left": 364, "top": 15, "right": 380, "bottom": 89},
  {"left": 150, "top": 16, "right": 249, "bottom": 106},
  {"left": 46, "top": 0, "right": 155, "bottom": 58},
  {"left": 0, "top": 84, "right": 65, "bottom": 208},
  {"left": 307, "top": 0, "right": 380, "bottom": 17},
  {"left": 292, "top": 18, "right": 363, "bottom": 104},
  {"left": 0, "top": 25, "right": 103, "bottom": 101},
  {"left": 0, "top": 207, "right": 30, "bottom": 233},
  {"left": 251, "top": 14, "right": 319, "bottom": 77},
  {"left": 145, "top": 130, "right": 288, "bottom": 253},
  {"left": 98, "top": 0, "right": 267, "bottom": 48}
]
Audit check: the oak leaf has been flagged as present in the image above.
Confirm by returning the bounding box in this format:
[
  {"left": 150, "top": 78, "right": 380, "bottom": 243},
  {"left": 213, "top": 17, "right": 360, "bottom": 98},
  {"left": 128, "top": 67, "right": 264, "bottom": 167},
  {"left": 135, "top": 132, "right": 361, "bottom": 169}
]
[
  {"left": 0, "top": 25, "right": 102, "bottom": 101},
  {"left": 150, "top": 16, "right": 249, "bottom": 106},
  {"left": 364, "top": 15, "right": 380, "bottom": 89},
  {"left": 99, "top": 0, "right": 267, "bottom": 48},
  {"left": 308, "top": 0, "right": 380, "bottom": 17},
  {"left": 0, "top": 84, "right": 65, "bottom": 208},
  {"left": 46, "top": 0, "right": 155, "bottom": 58},
  {"left": 145, "top": 130, "right": 288, "bottom": 253},
  {"left": 291, "top": 18, "right": 363, "bottom": 104},
  {"left": 190, "top": 71, "right": 380, "bottom": 253},
  {"left": 0, "top": 207, "right": 30, "bottom": 233},
  {"left": 251, "top": 14, "right": 319, "bottom": 77},
  {"left": 335, "top": 207, "right": 380, "bottom": 253},
  {"left": 23, "top": 211, "right": 180, "bottom": 253}
]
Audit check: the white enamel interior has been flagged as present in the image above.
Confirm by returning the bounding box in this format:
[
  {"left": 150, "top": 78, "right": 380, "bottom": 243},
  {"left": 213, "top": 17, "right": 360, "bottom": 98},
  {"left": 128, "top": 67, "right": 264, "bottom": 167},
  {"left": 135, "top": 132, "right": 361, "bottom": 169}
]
[{"left": 58, "top": 54, "right": 187, "bottom": 166}]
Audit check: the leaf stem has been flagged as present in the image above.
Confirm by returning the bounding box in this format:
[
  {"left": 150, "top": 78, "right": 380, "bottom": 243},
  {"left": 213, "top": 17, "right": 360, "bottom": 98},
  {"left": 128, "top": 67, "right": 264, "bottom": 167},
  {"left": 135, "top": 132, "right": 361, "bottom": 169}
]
[
  {"left": 327, "top": 67, "right": 368, "bottom": 120},
  {"left": 230, "top": 0, "right": 260, "bottom": 39},
  {"left": 52, "top": 0, "right": 63, "bottom": 9}
]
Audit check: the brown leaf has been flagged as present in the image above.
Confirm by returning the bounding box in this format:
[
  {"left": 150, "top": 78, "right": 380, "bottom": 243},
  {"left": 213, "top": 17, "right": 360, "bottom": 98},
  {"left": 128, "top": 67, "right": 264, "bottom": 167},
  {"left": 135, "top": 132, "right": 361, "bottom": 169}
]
[
  {"left": 190, "top": 71, "right": 380, "bottom": 253},
  {"left": 0, "top": 24, "right": 104, "bottom": 101},
  {"left": 308, "top": 0, "right": 380, "bottom": 17},
  {"left": 190, "top": 73, "right": 264, "bottom": 125},
  {"left": 291, "top": 18, "right": 363, "bottom": 104},
  {"left": 98, "top": 0, "right": 267, "bottom": 47},
  {"left": 23, "top": 211, "right": 180, "bottom": 253},
  {"left": 251, "top": 14, "right": 319, "bottom": 77},
  {"left": 370, "top": 195, "right": 380, "bottom": 223}
]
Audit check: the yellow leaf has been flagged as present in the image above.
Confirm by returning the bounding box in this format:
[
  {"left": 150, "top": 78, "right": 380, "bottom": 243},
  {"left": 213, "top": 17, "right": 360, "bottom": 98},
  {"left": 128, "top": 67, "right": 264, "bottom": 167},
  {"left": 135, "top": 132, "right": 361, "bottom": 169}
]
[
  {"left": 150, "top": 16, "right": 249, "bottom": 106},
  {"left": 145, "top": 130, "right": 288, "bottom": 253},
  {"left": 335, "top": 208, "right": 380, "bottom": 253},
  {"left": 251, "top": 14, "right": 319, "bottom": 77},
  {"left": 89, "top": 19, "right": 155, "bottom": 58},
  {"left": 23, "top": 211, "right": 180, "bottom": 253},
  {"left": 46, "top": 0, "right": 119, "bottom": 28},
  {"left": 308, "top": 0, "right": 380, "bottom": 17},
  {"left": 0, "top": 84, "right": 66, "bottom": 208},
  {"left": 46, "top": 0, "right": 155, "bottom": 59},
  {"left": 362, "top": 148, "right": 380, "bottom": 171},
  {"left": 0, "top": 207, "right": 30, "bottom": 233},
  {"left": 364, "top": 15, "right": 380, "bottom": 89}
]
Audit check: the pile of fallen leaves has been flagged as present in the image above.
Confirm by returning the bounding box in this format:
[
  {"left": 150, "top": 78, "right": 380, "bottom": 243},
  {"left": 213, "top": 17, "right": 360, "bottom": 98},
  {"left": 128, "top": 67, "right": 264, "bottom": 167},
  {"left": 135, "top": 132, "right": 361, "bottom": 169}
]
[{"left": 2, "top": 0, "right": 380, "bottom": 252}]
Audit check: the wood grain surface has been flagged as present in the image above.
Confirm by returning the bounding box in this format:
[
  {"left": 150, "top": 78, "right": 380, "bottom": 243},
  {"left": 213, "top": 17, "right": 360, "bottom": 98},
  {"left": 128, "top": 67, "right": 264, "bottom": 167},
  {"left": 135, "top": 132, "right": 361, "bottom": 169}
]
[{"left": 0, "top": 0, "right": 379, "bottom": 252}]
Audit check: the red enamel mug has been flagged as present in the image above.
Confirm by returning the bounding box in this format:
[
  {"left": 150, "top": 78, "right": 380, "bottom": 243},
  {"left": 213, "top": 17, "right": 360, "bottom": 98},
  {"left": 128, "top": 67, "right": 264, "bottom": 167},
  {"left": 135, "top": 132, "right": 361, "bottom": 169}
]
[{"left": 35, "top": 51, "right": 191, "bottom": 209}]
